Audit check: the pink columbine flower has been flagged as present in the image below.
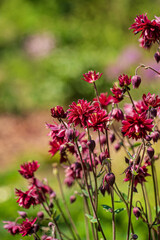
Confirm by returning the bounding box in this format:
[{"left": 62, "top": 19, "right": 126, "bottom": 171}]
[
  {"left": 93, "top": 92, "right": 113, "bottom": 108},
  {"left": 51, "top": 106, "right": 67, "bottom": 118},
  {"left": 143, "top": 92, "right": 160, "bottom": 108},
  {"left": 82, "top": 70, "right": 103, "bottom": 83},
  {"left": 122, "top": 112, "right": 153, "bottom": 140},
  {"left": 20, "top": 218, "right": 37, "bottom": 236},
  {"left": 3, "top": 221, "right": 21, "bottom": 235},
  {"left": 130, "top": 14, "right": 160, "bottom": 45},
  {"left": 67, "top": 99, "right": 95, "bottom": 127},
  {"left": 111, "top": 84, "right": 124, "bottom": 103},
  {"left": 118, "top": 74, "right": 131, "bottom": 88},
  {"left": 88, "top": 109, "right": 109, "bottom": 132},
  {"left": 18, "top": 161, "right": 40, "bottom": 179}
]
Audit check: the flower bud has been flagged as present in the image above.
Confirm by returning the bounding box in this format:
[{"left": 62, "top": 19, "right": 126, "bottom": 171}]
[
  {"left": 87, "top": 140, "right": 96, "bottom": 152},
  {"left": 147, "top": 147, "right": 155, "bottom": 159},
  {"left": 109, "top": 133, "right": 116, "bottom": 143},
  {"left": 37, "top": 211, "right": 44, "bottom": 220},
  {"left": 105, "top": 173, "right": 115, "bottom": 186},
  {"left": 49, "top": 202, "right": 54, "bottom": 209},
  {"left": 51, "top": 106, "right": 66, "bottom": 118},
  {"left": 114, "top": 142, "right": 121, "bottom": 151},
  {"left": 133, "top": 207, "right": 141, "bottom": 220},
  {"left": 145, "top": 135, "right": 151, "bottom": 141},
  {"left": 70, "top": 195, "right": 76, "bottom": 204},
  {"left": 150, "top": 108, "right": 157, "bottom": 118},
  {"left": 131, "top": 233, "right": 138, "bottom": 239},
  {"left": 33, "top": 224, "right": 39, "bottom": 233},
  {"left": 154, "top": 52, "right": 160, "bottom": 63},
  {"left": 112, "top": 108, "right": 124, "bottom": 121},
  {"left": 18, "top": 211, "right": 27, "bottom": 218},
  {"left": 151, "top": 131, "right": 159, "bottom": 142},
  {"left": 131, "top": 75, "right": 141, "bottom": 89},
  {"left": 48, "top": 222, "right": 54, "bottom": 228}
]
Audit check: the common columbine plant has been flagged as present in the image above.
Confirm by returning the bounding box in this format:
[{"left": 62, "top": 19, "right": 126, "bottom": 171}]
[{"left": 4, "top": 14, "right": 160, "bottom": 240}]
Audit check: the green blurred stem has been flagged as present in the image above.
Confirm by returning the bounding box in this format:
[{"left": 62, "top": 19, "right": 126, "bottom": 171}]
[
  {"left": 75, "top": 140, "right": 107, "bottom": 240},
  {"left": 57, "top": 170, "right": 81, "bottom": 240}
]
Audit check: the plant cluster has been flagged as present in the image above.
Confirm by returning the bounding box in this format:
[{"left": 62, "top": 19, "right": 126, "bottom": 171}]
[{"left": 3, "top": 14, "right": 160, "bottom": 240}]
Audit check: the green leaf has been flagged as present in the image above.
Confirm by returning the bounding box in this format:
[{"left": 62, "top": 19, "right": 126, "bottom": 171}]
[
  {"left": 121, "top": 192, "right": 128, "bottom": 201},
  {"left": 82, "top": 189, "right": 89, "bottom": 197},
  {"left": 55, "top": 214, "right": 60, "bottom": 222},
  {"left": 126, "top": 151, "right": 133, "bottom": 159},
  {"left": 114, "top": 208, "right": 125, "bottom": 214},
  {"left": 132, "top": 170, "right": 138, "bottom": 176},
  {"left": 97, "top": 170, "right": 105, "bottom": 178},
  {"left": 102, "top": 205, "right": 112, "bottom": 213},
  {"left": 85, "top": 214, "right": 97, "bottom": 224},
  {"left": 129, "top": 142, "right": 141, "bottom": 149}
]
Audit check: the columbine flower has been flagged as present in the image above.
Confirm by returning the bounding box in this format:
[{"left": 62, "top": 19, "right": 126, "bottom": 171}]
[
  {"left": 51, "top": 106, "right": 67, "bottom": 118},
  {"left": 67, "top": 99, "right": 95, "bottom": 127},
  {"left": 20, "top": 218, "right": 37, "bottom": 236},
  {"left": 82, "top": 70, "right": 102, "bottom": 83},
  {"left": 118, "top": 74, "right": 131, "bottom": 88},
  {"left": 15, "top": 189, "right": 36, "bottom": 209},
  {"left": 124, "top": 164, "right": 150, "bottom": 187},
  {"left": 143, "top": 92, "right": 160, "bottom": 108},
  {"left": 93, "top": 92, "right": 113, "bottom": 108},
  {"left": 88, "top": 109, "right": 109, "bottom": 132},
  {"left": 18, "top": 161, "right": 40, "bottom": 179},
  {"left": 3, "top": 221, "right": 21, "bottom": 235},
  {"left": 122, "top": 112, "right": 153, "bottom": 140},
  {"left": 111, "top": 84, "right": 124, "bottom": 103},
  {"left": 130, "top": 14, "right": 160, "bottom": 45}
]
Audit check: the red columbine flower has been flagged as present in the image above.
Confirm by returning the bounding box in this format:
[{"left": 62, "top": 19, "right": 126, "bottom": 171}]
[
  {"left": 3, "top": 221, "right": 21, "bottom": 235},
  {"left": 124, "top": 164, "right": 150, "bottom": 187},
  {"left": 67, "top": 99, "right": 95, "bottom": 127},
  {"left": 93, "top": 92, "right": 113, "bottom": 108},
  {"left": 15, "top": 189, "right": 36, "bottom": 209},
  {"left": 111, "top": 84, "right": 124, "bottom": 103},
  {"left": 18, "top": 161, "right": 40, "bottom": 179},
  {"left": 118, "top": 74, "right": 131, "bottom": 88},
  {"left": 20, "top": 218, "right": 37, "bottom": 236},
  {"left": 130, "top": 14, "right": 160, "bottom": 44},
  {"left": 88, "top": 109, "right": 108, "bottom": 132},
  {"left": 122, "top": 112, "right": 153, "bottom": 140},
  {"left": 51, "top": 106, "right": 67, "bottom": 118},
  {"left": 82, "top": 70, "right": 102, "bottom": 83},
  {"left": 143, "top": 92, "right": 160, "bottom": 108}
]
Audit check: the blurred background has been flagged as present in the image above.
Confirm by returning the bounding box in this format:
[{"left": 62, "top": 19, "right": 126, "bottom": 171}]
[{"left": 0, "top": 0, "right": 160, "bottom": 239}]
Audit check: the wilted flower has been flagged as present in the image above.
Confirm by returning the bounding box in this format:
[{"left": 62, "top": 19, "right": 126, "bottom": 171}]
[
  {"left": 3, "top": 221, "right": 21, "bottom": 235},
  {"left": 51, "top": 106, "right": 67, "bottom": 119},
  {"left": 118, "top": 74, "right": 131, "bottom": 88},
  {"left": 111, "top": 84, "right": 124, "bottom": 103}
]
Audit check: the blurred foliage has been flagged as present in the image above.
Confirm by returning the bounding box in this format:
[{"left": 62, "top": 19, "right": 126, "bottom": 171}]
[{"left": 0, "top": 0, "right": 159, "bottom": 113}]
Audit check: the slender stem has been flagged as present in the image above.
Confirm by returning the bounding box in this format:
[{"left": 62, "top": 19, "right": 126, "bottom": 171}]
[
  {"left": 111, "top": 188, "right": 116, "bottom": 240},
  {"left": 93, "top": 82, "right": 102, "bottom": 109},
  {"left": 141, "top": 183, "right": 151, "bottom": 240},
  {"left": 57, "top": 170, "right": 81, "bottom": 240},
  {"left": 55, "top": 198, "right": 76, "bottom": 239},
  {"left": 126, "top": 89, "right": 137, "bottom": 113},
  {"left": 83, "top": 197, "right": 90, "bottom": 240},
  {"left": 127, "top": 176, "right": 134, "bottom": 240},
  {"left": 75, "top": 140, "right": 107, "bottom": 240},
  {"left": 151, "top": 161, "right": 158, "bottom": 217}
]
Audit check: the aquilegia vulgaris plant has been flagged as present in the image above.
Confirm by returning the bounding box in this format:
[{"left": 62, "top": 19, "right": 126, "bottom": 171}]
[{"left": 3, "top": 13, "right": 160, "bottom": 240}]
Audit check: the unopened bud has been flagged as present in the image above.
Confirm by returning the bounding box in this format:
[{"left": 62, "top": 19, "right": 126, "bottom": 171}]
[
  {"left": 18, "top": 211, "right": 27, "bottom": 218},
  {"left": 150, "top": 108, "right": 157, "bottom": 118},
  {"left": 114, "top": 142, "right": 121, "bottom": 151},
  {"left": 133, "top": 207, "right": 141, "bottom": 220},
  {"left": 37, "top": 211, "right": 44, "bottom": 220},
  {"left": 154, "top": 52, "right": 160, "bottom": 63},
  {"left": 105, "top": 173, "right": 115, "bottom": 186},
  {"left": 70, "top": 195, "right": 76, "bottom": 204},
  {"left": 131, "top": 75, "right": 141, "bottom": 89},
  {"left": 151, "top": 131, "right": 159, "bottom": 143},
  {"left": 109, "top": 133, "right": 116, "bottom": 143},
  {"left": 87, "top": 140, "right": 96, "bottom": 152},
  {"left": 147, "top": 147, "right": 155, "bottom": 159}
]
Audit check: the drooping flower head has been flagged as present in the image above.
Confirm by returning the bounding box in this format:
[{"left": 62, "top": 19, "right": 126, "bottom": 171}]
[
  {"left": 67, "top": 99, "right": 95, "bottom": 127},
  {"left": 82, "top": 70, "right": 103, "bottom": 83},
  {"left": 3, "top": 221, "right": 21, "bottom": 235},
  {"left": 130, "top": 14, "right": 160, "bottom": 45},
  {"left": 20, "top": 218, "right": 37, "bottom": 236},
  {"left": 18, "top": 161, "right": 40, "bottom": 179},
  {"left": 118, "top": 74, "right": 131, "bottom": 88},
  {"left": 51, "top": 106, "right": 67, "bottom": 119},
  {"left": 111, "top": 84, "right": 124, "bottom": 103},
  {"left": 122, "top": 112, "right": 153, "bottom": 140}
]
